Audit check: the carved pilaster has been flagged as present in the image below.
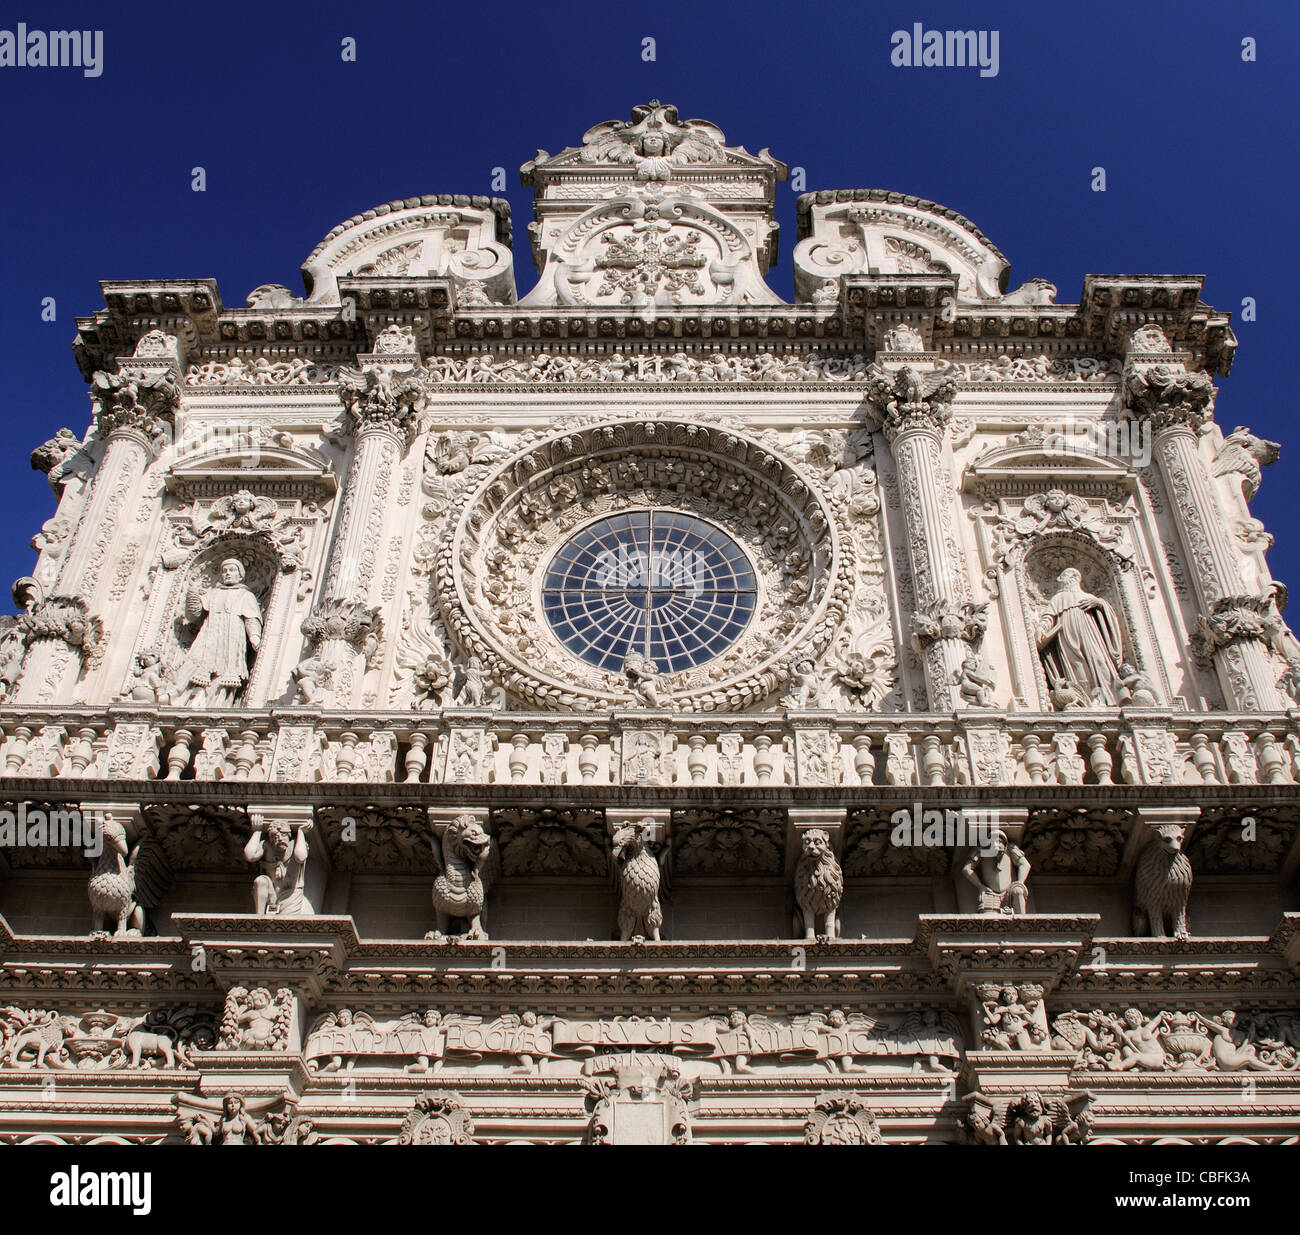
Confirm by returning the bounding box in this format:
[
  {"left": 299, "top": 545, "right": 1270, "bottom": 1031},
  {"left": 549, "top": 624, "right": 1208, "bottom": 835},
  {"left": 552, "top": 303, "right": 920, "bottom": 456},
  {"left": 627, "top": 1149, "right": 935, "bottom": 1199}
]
[
  {"left": 1124, "top": 346, "right": 1282, "bottom": 708},
  {"left": 868, "top": 365, "right": 978, "bottom": 708},
  {"left": 313, "top": 360, "right": 423, "bottom": 702},
  {"left": 15, "top": 363, "right": 180, "bottom": 703}
]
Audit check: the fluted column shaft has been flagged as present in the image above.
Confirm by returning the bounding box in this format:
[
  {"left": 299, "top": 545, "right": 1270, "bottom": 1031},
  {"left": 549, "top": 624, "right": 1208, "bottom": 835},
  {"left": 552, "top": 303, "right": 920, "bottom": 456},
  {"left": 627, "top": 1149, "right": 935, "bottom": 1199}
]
[
  {"left": 1128, "top": 360, "right": 1281, "bottom": 710},
  {"left": 891, "top": 425, "right": 971, "bottom": 707},
  {"left": 16, "top": 366, "right": 177, "bottom": 704}
]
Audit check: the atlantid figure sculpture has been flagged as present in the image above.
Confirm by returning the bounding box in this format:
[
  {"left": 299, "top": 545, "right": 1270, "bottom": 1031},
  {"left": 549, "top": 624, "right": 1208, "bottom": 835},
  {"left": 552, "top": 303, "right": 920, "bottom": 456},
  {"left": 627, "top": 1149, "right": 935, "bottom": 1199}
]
[
  {"left": 175, "top": 557, "right": 263, "bottom": 706},
  {"left": 1036, "top": 567, "right": 1123, "bottom": 707},
  {"left": 244, "top": 819, "right": 313, "bottom": 917},
  {"left": 961, "top": 829, "right": 1030, "bottom": 915}
]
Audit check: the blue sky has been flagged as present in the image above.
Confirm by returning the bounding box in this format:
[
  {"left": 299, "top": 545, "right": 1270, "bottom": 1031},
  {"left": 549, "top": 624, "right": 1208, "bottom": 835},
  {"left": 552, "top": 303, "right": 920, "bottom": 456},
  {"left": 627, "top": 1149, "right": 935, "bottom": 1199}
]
[{"left": 0, "top": 0, "right": 1295, "bottom": 601}]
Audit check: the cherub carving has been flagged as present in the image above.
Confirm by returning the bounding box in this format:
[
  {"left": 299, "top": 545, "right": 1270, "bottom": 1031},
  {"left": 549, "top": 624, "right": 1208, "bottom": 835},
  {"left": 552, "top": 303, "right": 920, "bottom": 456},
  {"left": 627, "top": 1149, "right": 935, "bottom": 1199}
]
[
  {"left": 978, "top": 983, "right": 1047, "bottom": 1050},
  {"left": 305, "top": 1008, "right": 377, "bottom": 1073},
  {"left": 623, "top": 652, "right": 662, "bottom": 707},
  {"left": 1114, "top": 661, "right": 1159, "bottom": 706},
  {"left": 574, "top": 100, "right": 728, "bottom": 181},
  {"left": 121, "top": 649, "right": 172, "bottom": 703},
  {"left": 217, "top": 986, "right": 293, "bottom": 1051},
  {"left": 955, "top": 655, "right": 996, "bottom": 707},
  {"left": 290, "top": 654, "right": 334, "bottom": 704}
]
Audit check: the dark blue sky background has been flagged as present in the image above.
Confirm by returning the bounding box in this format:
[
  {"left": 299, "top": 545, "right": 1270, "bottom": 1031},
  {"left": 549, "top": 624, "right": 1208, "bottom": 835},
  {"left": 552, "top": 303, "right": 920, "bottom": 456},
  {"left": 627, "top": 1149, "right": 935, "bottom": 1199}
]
[{"left": 0, "top": 1, "right": 1295, "bottom": 600}]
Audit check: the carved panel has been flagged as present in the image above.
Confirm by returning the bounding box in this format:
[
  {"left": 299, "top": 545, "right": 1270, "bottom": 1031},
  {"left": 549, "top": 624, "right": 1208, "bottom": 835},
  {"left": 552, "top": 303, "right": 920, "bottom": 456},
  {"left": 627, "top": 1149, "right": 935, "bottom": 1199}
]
[{"left": 672, "top": 808, "right": 786, "bottom": 875}]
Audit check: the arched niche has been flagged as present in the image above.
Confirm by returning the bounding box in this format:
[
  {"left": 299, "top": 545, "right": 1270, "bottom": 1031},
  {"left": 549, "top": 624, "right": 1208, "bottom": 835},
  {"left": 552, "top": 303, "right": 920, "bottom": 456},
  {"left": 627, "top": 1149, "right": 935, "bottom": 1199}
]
[
  {"left": 132, "top": 533, "right": 292, "bottom": 708},
  {"left": 1018, "top": 535, "right": 1164, "bottom": 710}
]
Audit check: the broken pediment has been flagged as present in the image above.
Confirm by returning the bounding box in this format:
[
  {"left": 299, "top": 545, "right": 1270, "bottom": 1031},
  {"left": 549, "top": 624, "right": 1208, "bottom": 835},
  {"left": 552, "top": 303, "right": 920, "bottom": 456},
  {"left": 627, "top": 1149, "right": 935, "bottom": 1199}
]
[{"left": 301, "top": 196, "right": 515, "bottom": 307}]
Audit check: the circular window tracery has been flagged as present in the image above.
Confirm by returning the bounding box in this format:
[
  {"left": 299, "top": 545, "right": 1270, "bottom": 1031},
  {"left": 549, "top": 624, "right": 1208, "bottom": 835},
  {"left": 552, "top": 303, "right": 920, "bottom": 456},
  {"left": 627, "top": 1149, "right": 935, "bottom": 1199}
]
[
  {"left": 542, "top": 511, "right": 757, "bottom": 673},
  {"left": 436, "top": 419, "right": 852, "bottom": 711}
]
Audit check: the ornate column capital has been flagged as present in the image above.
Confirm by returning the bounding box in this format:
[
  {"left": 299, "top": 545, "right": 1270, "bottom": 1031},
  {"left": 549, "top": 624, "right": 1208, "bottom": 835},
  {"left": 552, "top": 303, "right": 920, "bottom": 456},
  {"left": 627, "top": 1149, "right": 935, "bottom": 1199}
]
[
  {"left": 90, "top": 366, "right": 180, "bottom": 447},
  {"left": 866, "top": 364, "right": 957, "bottom": 443},
  {"left": 336, "top": 364, "right": 426, "bottom": 447},
  {"left": 1123, "top": 362, "right": 1215, "bottom": 433},
  {"left": 910, "top": 599, "right": 988, "bottom": 648},
  {"left": 17, "top": 593, "right": 103, "bottom": 657},
  {"left": 1192, "top": 592, "right": 1283, "bottom": 656}
]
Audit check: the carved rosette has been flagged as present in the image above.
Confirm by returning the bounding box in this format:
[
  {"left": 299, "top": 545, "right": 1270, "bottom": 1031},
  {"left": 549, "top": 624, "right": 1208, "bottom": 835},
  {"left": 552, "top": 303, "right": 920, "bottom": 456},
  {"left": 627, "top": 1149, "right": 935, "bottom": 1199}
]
[
  {"left": 396, "top": 1091, "right": 476, "bottom": 1145},
  {"left": 803, "top": 1094, "right": 883, "bottom": 1145},
  {"left": 434, "top": 419, "right": 852, "bottom": 711}
]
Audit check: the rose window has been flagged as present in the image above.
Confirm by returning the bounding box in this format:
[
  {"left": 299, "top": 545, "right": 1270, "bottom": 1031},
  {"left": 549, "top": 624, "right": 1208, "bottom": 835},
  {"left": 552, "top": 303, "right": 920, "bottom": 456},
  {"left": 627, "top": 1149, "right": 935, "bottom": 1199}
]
[{"left": 541, "top": 511, "right": 757, "bottom": 673}]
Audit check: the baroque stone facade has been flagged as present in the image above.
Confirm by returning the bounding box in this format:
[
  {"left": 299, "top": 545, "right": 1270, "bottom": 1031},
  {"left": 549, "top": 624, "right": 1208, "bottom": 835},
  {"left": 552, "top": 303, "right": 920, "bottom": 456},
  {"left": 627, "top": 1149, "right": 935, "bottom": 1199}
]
[{"left": 1, "top": 101, "right": 1298, "bottom": 1145}]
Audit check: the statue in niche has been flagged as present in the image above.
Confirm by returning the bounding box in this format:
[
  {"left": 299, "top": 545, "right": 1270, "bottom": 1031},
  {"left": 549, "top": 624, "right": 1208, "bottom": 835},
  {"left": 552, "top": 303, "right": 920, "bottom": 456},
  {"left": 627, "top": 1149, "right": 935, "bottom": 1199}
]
[
  {"left": 961, "top": 829, "right": 1030, "bottom": 916},
  {"left": 174, "top": 557, "right": 263, "bottom": 706},
  {"left": 1035, "top": 567, "right": 1123, "bottom": 708}
]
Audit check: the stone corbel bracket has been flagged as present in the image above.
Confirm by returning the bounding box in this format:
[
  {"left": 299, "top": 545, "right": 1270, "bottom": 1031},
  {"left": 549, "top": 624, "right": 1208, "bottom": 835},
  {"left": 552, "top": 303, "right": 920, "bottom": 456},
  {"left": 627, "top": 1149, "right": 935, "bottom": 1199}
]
[
  {"left": 606, "top": 806, "right": 670, "bottom": 848},
  {"left": 1115, "top": 804, "right": 1199, "bottom": 882},
  {"left": 1270, "top": 912, "right": 1300, "bottom": 974},
  {"left": 915, "top": 913, "right": 1100, "bottom": 1001},
  {"left": 171, "top": 912, "right": 358, "bottom": 1000},
  {"left": 841, "top": 274, "right": 959, "bottom": 348}
]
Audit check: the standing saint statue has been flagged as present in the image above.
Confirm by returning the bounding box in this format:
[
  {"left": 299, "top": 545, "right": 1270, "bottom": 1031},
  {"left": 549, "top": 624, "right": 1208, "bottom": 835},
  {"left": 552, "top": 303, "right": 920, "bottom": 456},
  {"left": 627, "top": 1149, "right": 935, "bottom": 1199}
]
[
  {"left": 1036, "top": 567, "right": 1124, "bottom": 707},
  {"left": 175, "top": 557, "right": 263, "bottom": 706}
]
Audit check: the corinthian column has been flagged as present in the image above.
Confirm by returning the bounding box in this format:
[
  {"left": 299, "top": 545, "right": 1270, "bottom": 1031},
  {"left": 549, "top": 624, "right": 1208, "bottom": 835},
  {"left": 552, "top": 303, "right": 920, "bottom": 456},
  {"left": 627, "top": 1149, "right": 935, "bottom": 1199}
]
[
  {"left": 868, "top": 366, "right": 985, "bottom": 710},
  {"left": 299, "top": 356, "right": 425, "bottom": 702},
  {"left": 1125, "top": 341, "right": 1282, "bottom": 709},
  {"left": 15, "top": 365, "right": 179, "bottom": 703}
]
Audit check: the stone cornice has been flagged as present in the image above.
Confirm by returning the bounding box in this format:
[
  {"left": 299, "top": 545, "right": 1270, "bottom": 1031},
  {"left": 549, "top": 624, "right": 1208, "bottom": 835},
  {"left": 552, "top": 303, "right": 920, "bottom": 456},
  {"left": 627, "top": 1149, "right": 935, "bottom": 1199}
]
[
  {"left": 72, "top": 277, "right": 1237, "bottom": 376},
  {"left": 0, "top": 775, "right": 1297, "bottom": 813}
]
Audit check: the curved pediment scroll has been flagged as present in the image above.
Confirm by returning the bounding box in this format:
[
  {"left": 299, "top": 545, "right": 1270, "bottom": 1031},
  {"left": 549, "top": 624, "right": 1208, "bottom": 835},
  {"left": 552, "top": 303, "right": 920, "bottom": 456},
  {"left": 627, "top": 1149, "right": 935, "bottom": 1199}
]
[
  {"left": 962, "top": 428, "right": 1139, "bottom": 503},
  {"left": 165, "top": 442, "right": 337, "bottom": 503}
]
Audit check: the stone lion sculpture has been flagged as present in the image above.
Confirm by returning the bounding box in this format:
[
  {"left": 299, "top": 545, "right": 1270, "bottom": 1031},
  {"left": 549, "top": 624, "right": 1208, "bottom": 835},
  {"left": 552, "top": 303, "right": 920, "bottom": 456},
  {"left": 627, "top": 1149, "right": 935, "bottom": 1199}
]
[
  {"left": 793, "top": 828, "right": 843, "bottom": 941},
  {"left": 1133, "top": 824, "right": 1193, "bottom": 940}
]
